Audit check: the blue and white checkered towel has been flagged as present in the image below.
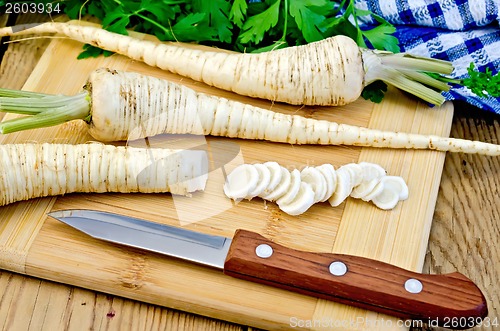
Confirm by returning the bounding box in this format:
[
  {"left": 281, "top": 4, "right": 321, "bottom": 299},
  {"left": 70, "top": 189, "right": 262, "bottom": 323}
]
[{"left": 355, "top": 0, "right": 500, "bottom": 113}]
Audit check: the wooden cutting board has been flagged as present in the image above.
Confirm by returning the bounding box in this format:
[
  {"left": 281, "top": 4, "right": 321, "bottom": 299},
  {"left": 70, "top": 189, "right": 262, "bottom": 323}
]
[{"left": 0, "top": 22, "right": 453, "bottom": 330}]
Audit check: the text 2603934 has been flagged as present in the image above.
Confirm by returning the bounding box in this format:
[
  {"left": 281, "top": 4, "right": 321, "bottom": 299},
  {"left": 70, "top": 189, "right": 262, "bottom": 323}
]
[{"left": 4, "top": 2, "right": 61, "bottom": 14}]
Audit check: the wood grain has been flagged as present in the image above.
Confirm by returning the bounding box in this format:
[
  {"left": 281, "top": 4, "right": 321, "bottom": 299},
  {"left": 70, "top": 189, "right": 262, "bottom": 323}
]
[{"left": 416, "top": 106, "right": 500, "bottom": 331}]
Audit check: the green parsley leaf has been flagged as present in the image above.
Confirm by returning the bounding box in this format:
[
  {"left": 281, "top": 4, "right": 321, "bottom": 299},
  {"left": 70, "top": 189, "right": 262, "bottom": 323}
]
[
  {"left": 191, "top": 0, "right": 232, "bottom": 43},
  {"left": 289, "top": 0, "right": 330, "bottom": 43},
  {"left": 229, "top": 0, "right": 248, "bottom": 28},
  {"left": 77, "top": 44, "right": 113, "bottom": 59},
  {"left": 139, "top": 0, "right": 179, "bottom": 24},
  {"left": 169, "top": 13, "right": 218, "bottom": 42},
  {"left": 239, "top": 0, "right": 281, "bottom": 44},
  {"left": 361, "top": 24, "right": 399, "bottom": 53},
  {"left": 358, "top": 11, "right": 400, "bottom": 52},
  {"left": 462, "top": 63, "right": 500, "bottom": 98},
  {"left": 320, "top": 15, "right": 359, "bottom": 42},
  {"left": 286, "top": 16, "right": 307, "bottom": 45},
  {"left": 102, "top": 7, "right": 130, "bottom": 35},
  {"left": 320, "top": 2, "right": 400, "bottom": 53},
  {"left": 64, "top": 0, "right": 85, "bottom": 19},
  {"left": 87, "top": 1, "right": 105, "bottom": 18},
  {"left": 361, "top": 81, "right": 388, "bottom": 103}
]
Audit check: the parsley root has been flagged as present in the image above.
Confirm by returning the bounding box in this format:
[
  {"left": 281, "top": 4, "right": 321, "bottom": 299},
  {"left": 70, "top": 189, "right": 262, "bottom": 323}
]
[
  {"left": 0, "top": 143, "right": 208, "bottom": 207},
  {"left": 0, "top": 21, "right": 453, "bottom": 106},
  {"left": 2, "top": 68, "right": 500, "bottom": 156},
  {"left": 223, "top": 162, "right": 408, "bottom": 215}
]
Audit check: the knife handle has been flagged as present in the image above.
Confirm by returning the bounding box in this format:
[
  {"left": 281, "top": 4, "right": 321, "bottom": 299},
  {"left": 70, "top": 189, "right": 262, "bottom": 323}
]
[{"left": 223, "top": 230, "right": 488, "bottom": 328}]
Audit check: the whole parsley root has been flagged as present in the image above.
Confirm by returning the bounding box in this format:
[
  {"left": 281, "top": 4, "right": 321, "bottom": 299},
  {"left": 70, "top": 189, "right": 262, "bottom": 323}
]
[
  {"left": 2, "top": 68, "right": 500, "bottom": 156},
  {"left": 0, "top": 22, "right": 453, "bottom": 106},
  {"left": 0, "top": 143, "right": 208, "bottom": 207}
]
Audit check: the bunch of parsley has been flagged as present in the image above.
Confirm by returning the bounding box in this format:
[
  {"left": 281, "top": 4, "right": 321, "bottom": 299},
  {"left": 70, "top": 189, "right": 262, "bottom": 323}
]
[{"left": 5, "top": 0, "right": 399, "bottom": 54}]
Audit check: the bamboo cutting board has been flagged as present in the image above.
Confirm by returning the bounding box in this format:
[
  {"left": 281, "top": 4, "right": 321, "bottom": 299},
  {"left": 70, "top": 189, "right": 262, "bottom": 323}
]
[{"left": 0, "top": 22, "right": 454, "bottom": 330}]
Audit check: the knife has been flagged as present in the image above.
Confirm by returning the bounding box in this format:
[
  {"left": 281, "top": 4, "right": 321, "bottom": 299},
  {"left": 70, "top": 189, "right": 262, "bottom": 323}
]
[{"left": 48, "top": 209, "right": 487, "bottom": 328}]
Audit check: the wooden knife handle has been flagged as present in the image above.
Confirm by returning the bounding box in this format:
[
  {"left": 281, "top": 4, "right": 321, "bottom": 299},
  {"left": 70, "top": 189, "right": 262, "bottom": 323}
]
[{"left": 223, "top": 230, "right": 488, "bottom": 328}]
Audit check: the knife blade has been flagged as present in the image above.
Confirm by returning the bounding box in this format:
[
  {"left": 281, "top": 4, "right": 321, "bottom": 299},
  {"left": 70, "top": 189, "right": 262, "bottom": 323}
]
[{"left": 48, "top": 209, "right": 487, "bottom": 328}]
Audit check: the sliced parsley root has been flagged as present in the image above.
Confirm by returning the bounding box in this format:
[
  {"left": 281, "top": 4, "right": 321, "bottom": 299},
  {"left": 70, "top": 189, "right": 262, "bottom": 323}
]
[
  {"left": 0, "top": 22, "right": 452, "bottom": 106},
  {"left": 2, "top": 68, "right": 500, "bottom": 156}
]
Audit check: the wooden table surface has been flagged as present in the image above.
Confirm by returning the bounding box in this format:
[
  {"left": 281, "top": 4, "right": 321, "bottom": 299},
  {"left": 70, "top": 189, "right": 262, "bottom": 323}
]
[{"left": 0, "top": 13, "right": 498, "bottom": 331}]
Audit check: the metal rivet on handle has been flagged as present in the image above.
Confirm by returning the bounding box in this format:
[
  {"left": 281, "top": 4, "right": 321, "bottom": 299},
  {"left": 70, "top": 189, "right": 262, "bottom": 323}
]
[
  {"left": 329, "top": 261, "right": 347, "bottom": 276},
  {"left": 404, "top": 278, "right": 423, "bottom": 294},
  {"left": 255, "top": 244, "right": 273, "bottom": 258}
]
